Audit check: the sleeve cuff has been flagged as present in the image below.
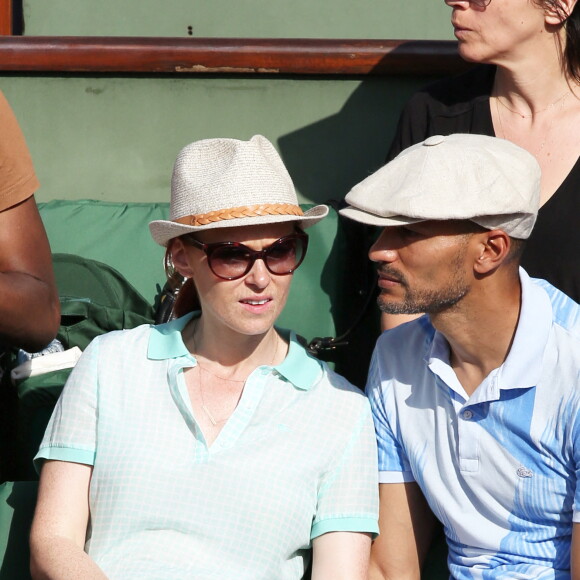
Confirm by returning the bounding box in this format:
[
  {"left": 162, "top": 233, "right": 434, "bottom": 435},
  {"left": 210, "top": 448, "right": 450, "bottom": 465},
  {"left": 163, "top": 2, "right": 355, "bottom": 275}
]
[
  {"left": 34, "top": 446, "right": 96, "bottom": 474},
  {"left": 379, "top": 470, "right": 415, "bottom": 484},
  {"left": 311, "top": 516, "right": 379, "bottom": 540}
]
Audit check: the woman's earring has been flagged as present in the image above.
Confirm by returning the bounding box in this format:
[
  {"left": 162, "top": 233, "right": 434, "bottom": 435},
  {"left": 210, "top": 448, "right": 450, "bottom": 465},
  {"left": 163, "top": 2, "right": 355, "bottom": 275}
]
[{"left": 156, "top": 249, "right": 188, "bottom": 324}]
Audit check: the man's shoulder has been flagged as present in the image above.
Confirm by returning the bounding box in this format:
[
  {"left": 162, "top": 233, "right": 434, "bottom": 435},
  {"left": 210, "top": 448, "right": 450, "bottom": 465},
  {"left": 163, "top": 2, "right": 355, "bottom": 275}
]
[
  {"left": 368, "top": 318, "right": 438, "bottom": 413},
  {"left": 374, "top": 315, "right": 435, "bottom": 366},
  {"left": 532, "top": 278, "right": 580, "bottom": 340},
  {"left": 378, "top": 314, "right": 434, "bottom": 344}
]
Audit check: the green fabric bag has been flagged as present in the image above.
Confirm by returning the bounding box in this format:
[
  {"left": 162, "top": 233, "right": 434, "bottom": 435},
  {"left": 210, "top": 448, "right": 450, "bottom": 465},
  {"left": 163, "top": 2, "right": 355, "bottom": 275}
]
[{"left": 54, "top": 253, "right": 154, "bottom": 350}]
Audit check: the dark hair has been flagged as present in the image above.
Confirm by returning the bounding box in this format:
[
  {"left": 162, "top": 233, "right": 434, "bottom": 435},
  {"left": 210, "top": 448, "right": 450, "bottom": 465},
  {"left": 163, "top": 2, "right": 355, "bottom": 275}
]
[
  {"left": 173, "top": 279, "right": 201, "bottom": 318},
  {"left": 164, "top": 243, "right": 201, "bottom": 318},
  {"left": 539, "top": 0, "right": 580, "bottom": 81}
]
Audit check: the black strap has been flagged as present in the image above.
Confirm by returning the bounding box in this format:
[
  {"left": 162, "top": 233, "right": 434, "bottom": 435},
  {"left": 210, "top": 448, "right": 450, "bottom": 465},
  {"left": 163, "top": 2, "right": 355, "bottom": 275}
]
[{"left": 306, "top": 199, "right": 377, "bottom": 358}]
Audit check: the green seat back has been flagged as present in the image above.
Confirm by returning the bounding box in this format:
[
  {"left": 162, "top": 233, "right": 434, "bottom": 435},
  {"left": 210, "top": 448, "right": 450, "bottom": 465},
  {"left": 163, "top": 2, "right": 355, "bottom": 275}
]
[{"left": 38, "top": 200, "right": 168, "bottom": 307}]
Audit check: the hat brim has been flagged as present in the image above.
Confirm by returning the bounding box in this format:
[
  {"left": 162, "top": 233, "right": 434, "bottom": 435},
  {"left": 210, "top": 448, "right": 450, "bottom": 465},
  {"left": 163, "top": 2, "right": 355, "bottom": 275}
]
[
  {"left": 149, "top": 204, "right": 329, "bottom": 246},
  {"left": 339, "top": 205, "right": 425, "bottom": 228}
]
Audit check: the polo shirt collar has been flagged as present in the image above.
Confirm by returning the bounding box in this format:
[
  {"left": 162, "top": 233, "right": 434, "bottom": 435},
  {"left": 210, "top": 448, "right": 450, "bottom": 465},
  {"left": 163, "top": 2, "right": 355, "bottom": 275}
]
[
  {"left": 427, "top": 268, "right": 552, "bottom": 400},
  {"left": 148, "top": 312, "right": 195, "bottom": 360},
  {"left": 148, "top": 314, "right": 321, "bottom": 391},
  {"left": 495, "top": 268, "right": 551, "bottom": 390},
  {"left": 274, "top": 330, "right": 322, "bottom": 390}
]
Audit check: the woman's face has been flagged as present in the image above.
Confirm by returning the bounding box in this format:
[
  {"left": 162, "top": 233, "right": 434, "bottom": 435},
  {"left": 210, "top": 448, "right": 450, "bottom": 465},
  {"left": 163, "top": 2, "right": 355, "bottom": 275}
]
[
  {"left": 171, "top": 222, "right": 297, "bottom": 339},
  {"left": 445, "top": 0, "right": 553, "bottom": 65}
]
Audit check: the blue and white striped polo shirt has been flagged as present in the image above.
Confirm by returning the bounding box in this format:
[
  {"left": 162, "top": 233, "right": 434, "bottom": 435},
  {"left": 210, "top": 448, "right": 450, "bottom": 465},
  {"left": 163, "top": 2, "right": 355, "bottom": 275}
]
[
  {"left": 36, "top": 314, "right": 379, "bottom": 580},
  {"left": 368, "top": 269, "right": 580, "bottom": 579}
]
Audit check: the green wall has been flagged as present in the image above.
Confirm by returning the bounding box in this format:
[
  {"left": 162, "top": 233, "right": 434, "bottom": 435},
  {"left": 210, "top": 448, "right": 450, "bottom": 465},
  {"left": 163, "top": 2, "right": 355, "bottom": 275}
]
[
  {"left": 2, "top": 75, "right": 430, "bottom": 204},
  {"left": 23, "top": 1, "right": 454, "bottom": 40}
]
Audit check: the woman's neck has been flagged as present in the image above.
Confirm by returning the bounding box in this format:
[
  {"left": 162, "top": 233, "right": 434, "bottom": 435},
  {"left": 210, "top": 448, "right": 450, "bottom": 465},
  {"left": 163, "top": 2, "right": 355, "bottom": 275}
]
[
  {"left": 182, "top": 318, "right": 285, "bottom": 378},
  {"left": 491, "top": 52, "right": 580, "bottom": 205},
  {"left": 492, "top": 32, "right": 577, "bottom": 114}
]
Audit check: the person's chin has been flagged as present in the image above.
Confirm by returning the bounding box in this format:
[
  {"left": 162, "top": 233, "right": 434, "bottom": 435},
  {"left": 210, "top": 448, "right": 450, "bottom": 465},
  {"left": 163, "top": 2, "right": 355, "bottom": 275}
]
[
  {"left": 232, "top": 321, "right": 276, "bottom": 339},
  {"left": 456, "top": 43, "right": 488, "bottom": 64},
  {"left": 236, "top": 306, "right": 280, "bottom": 333},
  {"left": 378, "top": 298, "right": 405, "bottom": 315}
]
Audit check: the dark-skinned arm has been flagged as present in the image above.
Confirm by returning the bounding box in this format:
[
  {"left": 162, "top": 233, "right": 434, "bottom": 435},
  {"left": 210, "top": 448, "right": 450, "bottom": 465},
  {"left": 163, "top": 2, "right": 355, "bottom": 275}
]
[{"left": 0, "top": 195, "right": 59, "bottom": 352}]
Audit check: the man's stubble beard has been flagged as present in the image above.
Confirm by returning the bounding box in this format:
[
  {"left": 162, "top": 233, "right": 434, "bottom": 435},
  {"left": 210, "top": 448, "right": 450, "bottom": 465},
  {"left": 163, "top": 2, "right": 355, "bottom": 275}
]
[{"left": 377, "top": 249, "right": 470, "bottom": 315}]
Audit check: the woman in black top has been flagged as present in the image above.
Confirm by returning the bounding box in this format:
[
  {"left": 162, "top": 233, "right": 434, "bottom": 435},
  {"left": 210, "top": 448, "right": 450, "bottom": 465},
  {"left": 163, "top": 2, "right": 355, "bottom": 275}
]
[{"left": 384, "top": 0, "right": 580, "bottom": 328}]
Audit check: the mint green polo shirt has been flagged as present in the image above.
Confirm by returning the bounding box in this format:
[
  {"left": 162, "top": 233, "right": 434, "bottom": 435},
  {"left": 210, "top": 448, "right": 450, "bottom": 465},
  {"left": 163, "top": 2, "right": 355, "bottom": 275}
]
[{"left": 36, "top": 314, "right": 378, "bottom": 579}]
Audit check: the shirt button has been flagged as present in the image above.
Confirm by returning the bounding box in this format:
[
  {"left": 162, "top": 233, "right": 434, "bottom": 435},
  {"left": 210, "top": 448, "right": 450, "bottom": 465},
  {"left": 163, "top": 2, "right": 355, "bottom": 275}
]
[{"left": 463, "top": 410, "right": 474, "bottom": 420}]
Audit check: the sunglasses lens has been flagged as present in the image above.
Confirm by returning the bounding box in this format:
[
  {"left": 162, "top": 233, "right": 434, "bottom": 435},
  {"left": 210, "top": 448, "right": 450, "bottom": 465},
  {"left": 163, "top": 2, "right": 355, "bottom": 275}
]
[
  {"left": 265, "top": 236, "right": 306, "bottom": 275},
  {"left": 209, "top": 245, "right": 252, "bottom": 279},
  {"left": 203, "top": 234, "right": 308, "bottom": 280}
]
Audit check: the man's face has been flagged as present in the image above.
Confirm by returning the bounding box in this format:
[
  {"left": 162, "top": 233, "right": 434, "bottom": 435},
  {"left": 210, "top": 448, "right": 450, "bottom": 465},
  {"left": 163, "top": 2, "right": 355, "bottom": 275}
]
[{"left": 368, "top": 220, "right": 478, "bottom": 315}]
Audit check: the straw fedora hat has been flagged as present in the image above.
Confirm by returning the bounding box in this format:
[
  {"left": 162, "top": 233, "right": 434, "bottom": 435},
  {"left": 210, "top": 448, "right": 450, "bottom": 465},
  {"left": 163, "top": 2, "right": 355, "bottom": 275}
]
[{"left": 149, "top": 135, "right": 329, "bottom": 246}]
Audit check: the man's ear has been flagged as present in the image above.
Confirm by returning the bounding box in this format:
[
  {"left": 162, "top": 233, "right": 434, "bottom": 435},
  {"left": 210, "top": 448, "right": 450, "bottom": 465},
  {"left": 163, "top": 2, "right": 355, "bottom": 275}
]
[
  {"left": 544, "top": 0, "right": 577, "bottom": 26},
  {"left": 170, "top": 238, "right": 195, "bottom": 279},
  {"left": 473, "top": 230, "right": 511, "bottom": 275}
]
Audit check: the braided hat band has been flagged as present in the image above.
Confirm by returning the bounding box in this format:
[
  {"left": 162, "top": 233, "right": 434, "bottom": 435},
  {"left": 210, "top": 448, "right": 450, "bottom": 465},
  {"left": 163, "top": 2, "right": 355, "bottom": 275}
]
[
  {"left": 175, "top": 203, "right": 304, "bottom": 227},
  {"left": 149, "top": 135, "right": 328, "bottom": 246}
]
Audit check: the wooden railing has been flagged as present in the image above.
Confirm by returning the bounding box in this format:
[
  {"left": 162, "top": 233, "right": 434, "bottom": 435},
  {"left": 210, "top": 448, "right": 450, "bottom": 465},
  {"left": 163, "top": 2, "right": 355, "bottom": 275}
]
[{"left": 0, "top": 37, "right": 468, "bottom": 76}]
